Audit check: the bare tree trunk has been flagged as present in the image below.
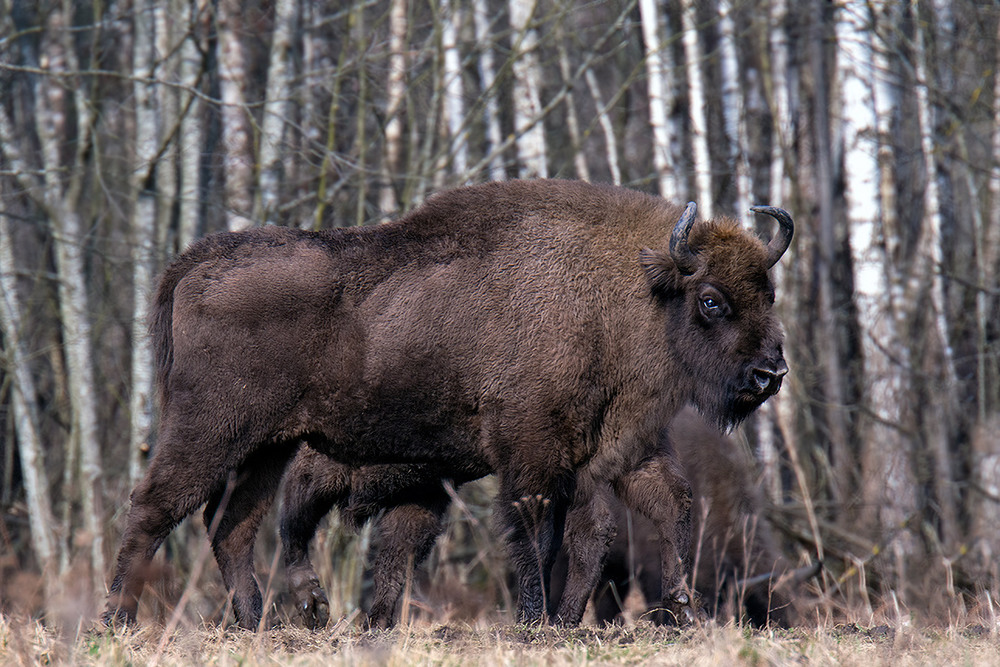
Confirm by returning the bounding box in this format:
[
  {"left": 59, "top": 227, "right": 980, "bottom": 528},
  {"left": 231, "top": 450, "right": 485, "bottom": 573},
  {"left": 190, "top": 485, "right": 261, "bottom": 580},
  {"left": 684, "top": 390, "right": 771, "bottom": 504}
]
[
  {"left": 257, "top": 0, "right": 297, "bottom": 224},
  {"left": 810, "top": 3, "right": 849, "bottom": 505},
  {"left": 980, "top": 10, "right": 1000, "bottom": 420},
  {"left": 154, "top": 2, "right": 179, "bottom": 255},
  {"left": 639, "top": 0, "right": 676, "bottom": 200},
  {"left": 837, "top": 0, "right": 915, "bottom": 559},
  {"left": 556, "top": 11, "right": 589, "bottom": 182},
  {"left": 178, "top": 0, "right": 207, "bottom": 249},
  {"left": 380, "top": 0, "right": 408, "bottom": 214},
  {"left": 509, "top": 0, "right": 548, "bottom": 178},
  {"left": 909, "top": 0, "right": 959, "bottom": 548},
  {"left": 441, "top": 0, "right": 467, "bottom": 179},
  {"left": 130, "top": 0, "right": 159, "bottom": 487},
  {"left": 767, "top": 0, "right": 790, "bottom": 208},
  {"left": 584, "top": 69, "right": 621, "bottom": 186},
  {"left": 680, "top": 0, "right": 711, "bottom": 217},
  {"left": 718, "top": 0, "right": 750, "bottom": 220},
  {"left": 35, "top": 7, "right": 106, "bottom": 592},
  {"left": 218, "top": 0, "right": 255, "bottom": 230},
  {"left": 0, "top": 175, "right": 59, "bottom": 594},
  {"left": 473, "top": 0, "right": 505, "bottom": 182}
]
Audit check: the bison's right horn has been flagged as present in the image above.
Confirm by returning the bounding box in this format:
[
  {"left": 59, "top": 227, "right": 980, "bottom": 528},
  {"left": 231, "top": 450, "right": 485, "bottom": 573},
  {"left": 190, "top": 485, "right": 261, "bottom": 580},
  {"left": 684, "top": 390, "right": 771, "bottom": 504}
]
[
  {"left": 669, "top": 202, "right": 700, "bottom": 276},
  {"left": 750, "top": 205, "right": 795, "bottom": 268}
]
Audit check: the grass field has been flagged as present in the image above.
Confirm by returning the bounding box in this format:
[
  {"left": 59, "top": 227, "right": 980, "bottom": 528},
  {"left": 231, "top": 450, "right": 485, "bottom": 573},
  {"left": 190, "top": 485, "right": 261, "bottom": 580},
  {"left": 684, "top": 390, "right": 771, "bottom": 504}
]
[{"left": 4, "top": 613, "right": 999, "bottom": 666}]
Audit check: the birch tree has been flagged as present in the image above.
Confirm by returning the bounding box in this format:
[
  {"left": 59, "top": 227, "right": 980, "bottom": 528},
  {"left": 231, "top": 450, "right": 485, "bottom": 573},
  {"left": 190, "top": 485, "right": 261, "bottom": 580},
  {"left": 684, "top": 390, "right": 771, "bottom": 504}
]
[
  {"left": 129, "top": 0, "right": 159, "bottom": 486},
  {"left": 473, "top": 0, "right": 505, "bottom": 182},
  {"left": 217, "top": 0, "right": 255, "bottom": 230},
  {"left": 718, "top": 0, "right": 750, "bottom": 219},
  {"left": 178, "top": 0, "right": 208, "bottom": 250},
  {"left": 639, "top": 0, "right": 677, "bottom": 200},
  {"left": 257, "top": 0, "right": 297, "bottom": 224},
  {"left": 836, "top": 0, "right": 915, "bottom": 554},
  {"left": 441, "top": 0, "right": 468, "bottom": 178},
  {"left": 509, "top": 0, "right": 548, "bottom": 178},
  {"left": 0, "top": 121, "right": 59, "bottom": 590},
  {"left": 908, "top": 0, "right": 959, "bottom": 548},
  {"left": 680, "top": 0, "right": 712, "bottom": 217},
  {"left": 380, "top": 0, "right": 408, "bottom": 213},
  {"left": 33, "top": 7, "right": 106, "bottom": 592},
  {"left": 584, "top": 69, "right": 621, "bottom": 186}
]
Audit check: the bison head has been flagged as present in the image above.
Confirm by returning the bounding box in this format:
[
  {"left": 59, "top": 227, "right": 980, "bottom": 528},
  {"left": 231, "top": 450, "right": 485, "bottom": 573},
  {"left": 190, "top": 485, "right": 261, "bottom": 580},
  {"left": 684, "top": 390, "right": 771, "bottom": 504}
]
[{"left": 641, "top": 202, "right": 793, "bottom": 430}]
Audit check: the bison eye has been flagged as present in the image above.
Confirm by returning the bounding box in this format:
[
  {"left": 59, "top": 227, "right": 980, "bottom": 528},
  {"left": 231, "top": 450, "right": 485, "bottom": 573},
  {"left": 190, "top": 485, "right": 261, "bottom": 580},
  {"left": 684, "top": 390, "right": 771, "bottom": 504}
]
[{"left": 698, "top": 287, "right": 730, "bottom": 320}]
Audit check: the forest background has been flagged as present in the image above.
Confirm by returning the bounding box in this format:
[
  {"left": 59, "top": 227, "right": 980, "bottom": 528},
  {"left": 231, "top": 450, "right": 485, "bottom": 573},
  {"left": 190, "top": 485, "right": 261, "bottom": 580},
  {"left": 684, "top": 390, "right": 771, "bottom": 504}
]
[{"left": 1, "top": 0, "right": 999, "bottom": 630}]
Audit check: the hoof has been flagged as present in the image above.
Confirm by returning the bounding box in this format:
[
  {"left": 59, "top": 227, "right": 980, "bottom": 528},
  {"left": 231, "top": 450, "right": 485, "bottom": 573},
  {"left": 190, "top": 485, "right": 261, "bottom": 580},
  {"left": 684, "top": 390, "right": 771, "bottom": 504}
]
[{"left": 295, "top": 580, "right": 330, "bottom": 630}]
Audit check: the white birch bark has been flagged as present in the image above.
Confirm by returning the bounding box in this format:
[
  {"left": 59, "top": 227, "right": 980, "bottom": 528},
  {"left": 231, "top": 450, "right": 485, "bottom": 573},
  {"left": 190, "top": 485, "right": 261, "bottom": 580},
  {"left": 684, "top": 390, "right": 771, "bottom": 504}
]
[
  {"left": 218, "top": 0, "right": 255, "bottom": 230},
  {"left": 768, "top": 0, "right": 790, "bottom": 208},
  {"left": 871, "top": 0, "right": 902, "bottom": 312},
  {"left": 584, "top": 69, "right": 621, "bottom": 186},
  {"left": 836, "top": 0, "right": 915, "bottom": 547},
  {"left": 380, "top": 0, "right": 407, "bottom": 214},
  {"left": 473, "top": 0, "right": 505, "bottom": 181},
  {"left": 178, "top": 0, "right": 207, "bottom": 249},
  {"left": 130, "top": 0, "right": 158, "bottom": 486},
  {"left": 257, "top": 0, "right": 296, "bottom": 224},
  {"left": 718, "top": 0, "right": 750, "bottom": 220},
  {"left": 35, "top": 9, "right": 106, "bottom": 589},
  {"left": 639, "top": 0, "right": 676, "bottom": 200},
  {"left": 0, "top": 142, "right": 59, "bottom": 581},
  {"left": 509, "top": 0, "right": 547, "bottom": 179},
  {"left": 680, "top": 0, "right": 711, "bottom": 217},
  {"left": 441, "top": 0, "right": 468, "bottom": 178},
  {"left": 556, "top": 18, "right": 589, "bottom": 182}
]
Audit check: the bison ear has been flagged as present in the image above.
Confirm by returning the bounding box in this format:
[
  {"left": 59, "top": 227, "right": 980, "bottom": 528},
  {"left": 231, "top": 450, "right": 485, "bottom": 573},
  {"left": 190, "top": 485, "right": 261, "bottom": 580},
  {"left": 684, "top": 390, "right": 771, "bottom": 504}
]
[{"left": 639, "top": 248, "right": 681, "bottom": 295}]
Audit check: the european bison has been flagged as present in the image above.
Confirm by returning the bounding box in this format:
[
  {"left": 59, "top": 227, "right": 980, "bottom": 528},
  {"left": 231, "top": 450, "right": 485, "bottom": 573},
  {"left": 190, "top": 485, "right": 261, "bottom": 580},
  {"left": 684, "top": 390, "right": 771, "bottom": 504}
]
[
  {"left": 550, "top": 408, "right": 809, "bottom": 628},
  {"left": 102, "top": 179, "right": 792, "bottom": 629},
  {"left": 282, "top": 408, "right": 806, "bottom": 629}
]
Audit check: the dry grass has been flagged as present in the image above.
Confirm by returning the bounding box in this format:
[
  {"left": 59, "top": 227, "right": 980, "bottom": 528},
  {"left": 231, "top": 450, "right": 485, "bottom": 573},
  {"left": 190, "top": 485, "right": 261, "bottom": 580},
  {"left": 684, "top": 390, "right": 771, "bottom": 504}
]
[{"left": 2, "top": 613, "right": 1000, "bottom": 666}]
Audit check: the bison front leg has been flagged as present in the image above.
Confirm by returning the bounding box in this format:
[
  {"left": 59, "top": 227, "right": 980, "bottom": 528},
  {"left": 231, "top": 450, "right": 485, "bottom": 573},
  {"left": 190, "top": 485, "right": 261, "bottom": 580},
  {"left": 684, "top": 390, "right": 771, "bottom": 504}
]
[
  {"left": 613, "top": 452, "right": 697, "bottom": 625},
  {"left": 204, "top": 446, "right": 295, "bottom": 630},
  {"left": 551, "top": 485, "right": 616, "bottom": 625}
]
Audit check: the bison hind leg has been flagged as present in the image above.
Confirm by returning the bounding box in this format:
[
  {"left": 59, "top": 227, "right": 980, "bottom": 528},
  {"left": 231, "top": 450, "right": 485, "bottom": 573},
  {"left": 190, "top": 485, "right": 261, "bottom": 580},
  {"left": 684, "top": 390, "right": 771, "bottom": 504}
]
[
  {"left": 103, "top": 440, "right": 240, "bottom": 627},
  {"left": 279, "top": 447, "right": 352, "bottom": 630},
  {"left": 204, "top": 445, "right": 297, "bottom": 630}
]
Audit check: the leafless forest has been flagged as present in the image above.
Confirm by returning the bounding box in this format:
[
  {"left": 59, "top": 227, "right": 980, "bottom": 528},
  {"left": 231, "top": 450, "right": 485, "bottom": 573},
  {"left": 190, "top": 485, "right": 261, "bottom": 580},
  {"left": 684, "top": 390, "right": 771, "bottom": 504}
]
[{"left": 1, "top": 0, "right": 999, "bottom": 628}]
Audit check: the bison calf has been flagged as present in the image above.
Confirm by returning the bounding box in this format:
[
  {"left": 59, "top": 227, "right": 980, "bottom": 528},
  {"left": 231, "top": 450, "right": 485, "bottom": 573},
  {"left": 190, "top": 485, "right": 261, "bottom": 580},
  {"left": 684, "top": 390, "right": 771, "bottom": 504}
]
[
  {"left": 550, "top": 408, "right": 809, "bottom": 628},
  {"left": 103, "top": 179, "right": 792, "bottom": 629}
]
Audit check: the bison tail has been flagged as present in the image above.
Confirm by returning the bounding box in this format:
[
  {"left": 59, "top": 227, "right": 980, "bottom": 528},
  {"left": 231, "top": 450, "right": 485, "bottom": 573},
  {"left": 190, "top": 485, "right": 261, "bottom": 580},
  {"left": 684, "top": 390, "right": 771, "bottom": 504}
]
[{"left": 149, "top": 258, "right": 186, "bottom": 406}]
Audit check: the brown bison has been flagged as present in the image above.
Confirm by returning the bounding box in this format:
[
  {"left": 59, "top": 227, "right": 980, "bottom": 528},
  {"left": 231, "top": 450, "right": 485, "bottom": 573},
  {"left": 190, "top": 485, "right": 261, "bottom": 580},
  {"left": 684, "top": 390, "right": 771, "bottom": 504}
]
[
  {"left": 282, "top": 408, "right": 807, "bottom": 629},
  {"left": 102, "top": 179, "right": 792, "bottom": 629}
]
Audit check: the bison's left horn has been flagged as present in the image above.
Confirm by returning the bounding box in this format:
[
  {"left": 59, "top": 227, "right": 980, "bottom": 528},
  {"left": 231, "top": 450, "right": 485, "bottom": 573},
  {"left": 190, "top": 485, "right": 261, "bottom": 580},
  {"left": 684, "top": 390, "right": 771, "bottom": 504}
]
[
  {"left": 669, "top": 202, "right": 700, "bottom": 276},
  {"left": 750, "top": 205, "right": 794, "bottom": 268}
]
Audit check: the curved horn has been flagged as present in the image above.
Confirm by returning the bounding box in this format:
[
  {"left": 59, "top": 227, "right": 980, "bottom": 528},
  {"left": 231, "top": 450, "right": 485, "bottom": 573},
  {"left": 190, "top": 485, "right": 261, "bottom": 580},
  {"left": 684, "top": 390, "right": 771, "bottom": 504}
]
[
  {"left": 669, "top": 202, "right": 699, "bottom": 276},
  {"left": 750, "top": 205, "right": 794, "bottom": 268}
]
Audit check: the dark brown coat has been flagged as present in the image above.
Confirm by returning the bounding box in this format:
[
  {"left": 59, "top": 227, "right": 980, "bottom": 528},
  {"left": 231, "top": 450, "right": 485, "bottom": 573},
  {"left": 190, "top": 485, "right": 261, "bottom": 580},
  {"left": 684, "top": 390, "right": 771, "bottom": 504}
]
[{"left": 102, "top": 179, "right": 791, "bottom": 629}]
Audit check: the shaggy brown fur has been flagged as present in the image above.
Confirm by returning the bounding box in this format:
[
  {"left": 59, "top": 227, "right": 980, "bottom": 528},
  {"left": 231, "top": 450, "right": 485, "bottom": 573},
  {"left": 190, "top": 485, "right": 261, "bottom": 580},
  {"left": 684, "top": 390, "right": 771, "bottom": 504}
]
[{"left": 102, "top": 179, "right": 791, "bottom": 629}]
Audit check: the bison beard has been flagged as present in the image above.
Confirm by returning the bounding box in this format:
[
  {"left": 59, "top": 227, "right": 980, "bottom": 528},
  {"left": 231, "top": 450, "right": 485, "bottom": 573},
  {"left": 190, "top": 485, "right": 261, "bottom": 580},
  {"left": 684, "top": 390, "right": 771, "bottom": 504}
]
[{"left": 102, "top": 179, "right": 792, "bottom": 629}]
